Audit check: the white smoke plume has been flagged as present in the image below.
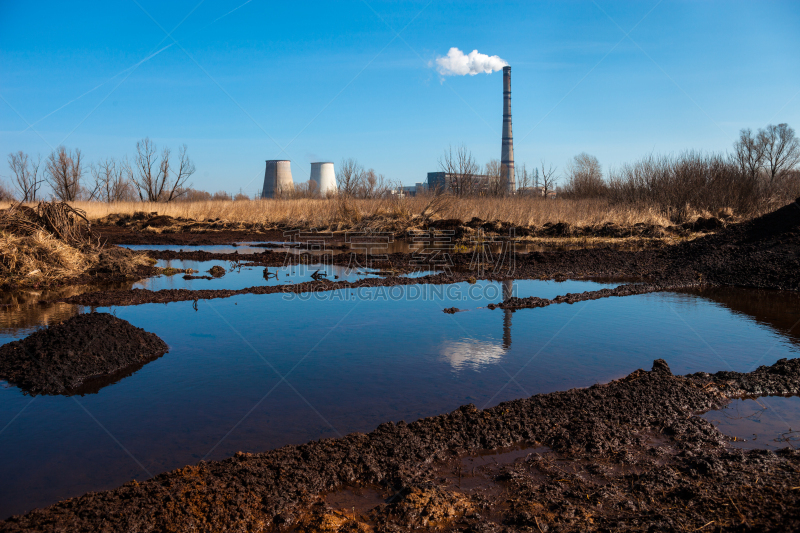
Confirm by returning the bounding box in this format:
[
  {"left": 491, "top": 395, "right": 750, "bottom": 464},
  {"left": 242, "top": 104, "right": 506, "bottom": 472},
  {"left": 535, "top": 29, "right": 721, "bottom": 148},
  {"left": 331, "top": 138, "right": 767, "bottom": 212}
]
[{"left": 434, "top": 47, "right": 508, "bottom": 76}]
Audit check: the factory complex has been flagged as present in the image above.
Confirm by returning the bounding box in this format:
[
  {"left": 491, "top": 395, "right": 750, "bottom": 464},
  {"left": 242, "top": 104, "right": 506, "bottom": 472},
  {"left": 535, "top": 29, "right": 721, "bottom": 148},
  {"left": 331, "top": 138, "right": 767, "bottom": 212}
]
[{"left": 262, "top": 66, "right": 520, "bottom": 198}]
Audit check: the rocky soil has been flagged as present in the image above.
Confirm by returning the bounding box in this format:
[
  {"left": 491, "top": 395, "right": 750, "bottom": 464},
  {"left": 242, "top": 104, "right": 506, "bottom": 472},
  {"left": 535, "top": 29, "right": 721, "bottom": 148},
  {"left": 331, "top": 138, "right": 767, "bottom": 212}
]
[
  {"left": 0, "top": 312, "right": 168, "bottom": 395},
  {"left": 2, "top": 358, "right": 799, "bottom": 531}
]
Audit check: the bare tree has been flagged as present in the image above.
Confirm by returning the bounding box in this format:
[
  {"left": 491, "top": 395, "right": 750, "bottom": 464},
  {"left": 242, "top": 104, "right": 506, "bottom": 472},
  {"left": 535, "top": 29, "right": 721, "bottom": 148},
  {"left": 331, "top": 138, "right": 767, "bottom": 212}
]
[
  {"left": 132, "top": 138, "right": 160, "bottom": 201},
  {"left": 357, "top": 168, "right": 390, "bottom": 198},
  {"left": 732, "top": 128, "right": 766, "bottom": 182},
  {"left": 517, "top": 163, "right": 530, "bottom": 190},
  {"left": 0, "top": 179, "right": 13, "bottom": 201},
  {"left": 438, "top": 144, "right": 479, "bottom": 196},
  {"left": 484, "top": 159, "right": 504, "bottom": 196},
  {"left": 132, "top": 138, "right": 195, "bottom": 202},
  {"left": 89, "top": 157, "right": 136, "bottom": 202},
  {"left": 758, "top": 123, "right": 800, "bottom": 184},
  {"left": 7, "top": 151, "right": 43, "bottom": 201},
  {"left": 334, "top": 159, "right": 391, "bottom": 198},
  {"left": 336, "top": 158, "right": 362, "bottom": 197},
  {"left": 45, "top": 146, "right": 83, "bottom": 201},
  {"left": 562, "top": 153, "right": 606, "bottom": 198},
  {"left": 540, "top": 161, "right": 558, "bottom": 198}
]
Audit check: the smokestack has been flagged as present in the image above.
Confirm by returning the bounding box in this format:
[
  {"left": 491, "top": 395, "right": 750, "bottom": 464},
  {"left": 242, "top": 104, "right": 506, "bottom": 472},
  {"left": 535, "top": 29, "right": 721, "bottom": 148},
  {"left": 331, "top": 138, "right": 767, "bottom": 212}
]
[{"left": 501, "top": 66, "right": 515, "bottom": 194}]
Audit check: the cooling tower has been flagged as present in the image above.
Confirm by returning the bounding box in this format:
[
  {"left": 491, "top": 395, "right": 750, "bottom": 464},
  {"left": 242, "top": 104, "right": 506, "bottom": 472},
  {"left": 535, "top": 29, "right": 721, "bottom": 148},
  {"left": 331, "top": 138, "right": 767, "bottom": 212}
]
[
  {"left": 501, "top": 66, "right": 515, "bottom": 194},
  {"left": 310, "top": 162, "right": 336, "bottom": 196},
  {"left": 262, "top": 160, "right": 294, "bottom": 198}
]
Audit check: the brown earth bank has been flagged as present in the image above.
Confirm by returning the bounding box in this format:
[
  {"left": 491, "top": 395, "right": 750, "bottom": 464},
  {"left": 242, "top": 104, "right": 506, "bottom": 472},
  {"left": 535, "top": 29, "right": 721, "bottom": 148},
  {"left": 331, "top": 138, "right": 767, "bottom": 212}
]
[
  {"left": 56, "top": 198, "right": 800, "bottom": 308},
  {"left": 92, "top": 210, "right": 727, "bottom": 246},
  {"left": 0, "top": 312, "right": 168, "bottom": 395},
  {"left": 2, "top": 358, "right": 799, "bottom": 532}
]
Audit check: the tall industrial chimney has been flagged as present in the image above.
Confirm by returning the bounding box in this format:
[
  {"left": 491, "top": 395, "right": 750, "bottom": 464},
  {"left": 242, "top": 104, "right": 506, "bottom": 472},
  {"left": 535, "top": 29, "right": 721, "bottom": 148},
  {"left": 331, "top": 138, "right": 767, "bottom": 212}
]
[{"left": 501, "top": 65, "right": 515, "bottom": 194}]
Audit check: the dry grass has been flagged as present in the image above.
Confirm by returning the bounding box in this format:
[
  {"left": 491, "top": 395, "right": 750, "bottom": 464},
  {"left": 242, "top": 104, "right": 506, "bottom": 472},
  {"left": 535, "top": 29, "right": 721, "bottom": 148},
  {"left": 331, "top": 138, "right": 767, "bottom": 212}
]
[
  {"left": 0, "top": 201, "right": 152, "bottom": 286},
  {"left": 0, "top": 230, "right": 98, "bottom": 284},
  {"left": 65, "top": 197, "right": 692, "bottom": 230}
]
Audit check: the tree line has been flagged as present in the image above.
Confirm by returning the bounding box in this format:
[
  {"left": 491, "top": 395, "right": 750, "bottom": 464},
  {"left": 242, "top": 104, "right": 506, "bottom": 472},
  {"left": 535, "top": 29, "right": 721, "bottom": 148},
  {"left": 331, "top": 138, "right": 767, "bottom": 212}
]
[
  {"left": 4, "top": 137, "right": 196, "bottom": 203},
  {"left": 435, "top": 122, "right": 799, "bottom": 220},
  {"left": 559, "top": 123, "right": 800, "bottom": 220}
]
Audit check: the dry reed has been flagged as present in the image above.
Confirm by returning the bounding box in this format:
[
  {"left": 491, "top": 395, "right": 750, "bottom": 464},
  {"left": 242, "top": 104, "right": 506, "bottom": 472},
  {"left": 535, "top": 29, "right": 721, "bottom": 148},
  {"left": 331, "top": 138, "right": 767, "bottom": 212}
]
[
  {"left": 0, "top": 230, "right": 97, "bottom": 284},
  {"left": 67, "top": 197, "right": 691, "bottom": 230}
]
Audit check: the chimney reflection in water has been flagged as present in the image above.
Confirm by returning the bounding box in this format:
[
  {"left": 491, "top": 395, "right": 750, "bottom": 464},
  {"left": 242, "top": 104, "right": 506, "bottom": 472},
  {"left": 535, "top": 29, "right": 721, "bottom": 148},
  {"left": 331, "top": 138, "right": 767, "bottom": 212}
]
[{"left": 502, "top": 280, "right": 514, "bottom": 349}]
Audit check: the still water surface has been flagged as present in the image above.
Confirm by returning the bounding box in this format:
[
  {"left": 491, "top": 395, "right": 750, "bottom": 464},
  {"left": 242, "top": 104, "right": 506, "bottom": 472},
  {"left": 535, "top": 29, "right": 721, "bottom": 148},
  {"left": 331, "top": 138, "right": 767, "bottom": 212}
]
[{"left": 0, "top": 279, "right": 799, "bottom": 518}]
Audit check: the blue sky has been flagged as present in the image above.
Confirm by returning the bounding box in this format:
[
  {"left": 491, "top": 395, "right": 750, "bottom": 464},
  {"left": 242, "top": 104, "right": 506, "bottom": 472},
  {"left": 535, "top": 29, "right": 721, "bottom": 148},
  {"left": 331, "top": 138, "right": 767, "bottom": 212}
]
[{"left": 1, "top": 0, "right": 799, "bottom": 195}]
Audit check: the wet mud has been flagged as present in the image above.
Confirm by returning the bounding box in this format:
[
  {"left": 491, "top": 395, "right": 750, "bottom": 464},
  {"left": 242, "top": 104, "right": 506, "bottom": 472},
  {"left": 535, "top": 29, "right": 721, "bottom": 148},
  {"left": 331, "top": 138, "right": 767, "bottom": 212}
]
[
  {"left": 93, "top": 210, "right": 725, "bottom": 247},
  {"left": 57, "top": 199, "right": 800, "bottom": 308},
  {"left": 0, "top": 312, "right": 168, "bottom": 395},
  {"left": 3, "top": 358, "right": 799, "bottom": 531},
  {"left": 96, "top": 221, "right": 285, "bottom": 245}
]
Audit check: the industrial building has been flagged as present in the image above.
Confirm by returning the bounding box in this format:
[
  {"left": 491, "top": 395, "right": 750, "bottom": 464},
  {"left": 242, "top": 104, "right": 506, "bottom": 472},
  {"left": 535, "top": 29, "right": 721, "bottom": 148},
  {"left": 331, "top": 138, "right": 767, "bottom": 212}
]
[
  {"left": 310, "top": 162, "right": 336, "bottom": 196},
  {"left": 426, "top": 172, "right": 495, "bottom": 194},
  {"left": 262, "top": 161, "right": 338, "bottom": 198},
  {"left": 261, "top": 160, "right": 294, "bottom": 198}
]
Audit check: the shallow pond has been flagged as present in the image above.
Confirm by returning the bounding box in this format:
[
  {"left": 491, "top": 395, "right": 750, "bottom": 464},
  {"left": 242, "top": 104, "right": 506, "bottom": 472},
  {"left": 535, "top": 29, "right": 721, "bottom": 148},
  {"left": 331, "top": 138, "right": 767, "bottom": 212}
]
[
  {"left": 135, "top": 259, "right": 437, "bottom": 292},
  {"left": 1, "top": 279, "right": 799, "bottom": 518},
  {"left": 701, "top": 396, "right": 800, "bottom": 450}
]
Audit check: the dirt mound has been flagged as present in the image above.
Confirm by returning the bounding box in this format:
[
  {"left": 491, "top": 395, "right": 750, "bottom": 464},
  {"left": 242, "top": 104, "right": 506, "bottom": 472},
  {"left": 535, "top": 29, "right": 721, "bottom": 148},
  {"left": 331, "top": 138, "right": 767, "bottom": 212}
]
[
  {"left": 208, "top": 265, "right": 226, "bottom": 277},
  {"left": 90, "top": 246, "right": 152, "bottom": 276},
  {"left": 696, "top": 197, "right": 800, "bottom": 246},
  {"left": 0, "top": 313, "right": 168, "bottom": 395}
]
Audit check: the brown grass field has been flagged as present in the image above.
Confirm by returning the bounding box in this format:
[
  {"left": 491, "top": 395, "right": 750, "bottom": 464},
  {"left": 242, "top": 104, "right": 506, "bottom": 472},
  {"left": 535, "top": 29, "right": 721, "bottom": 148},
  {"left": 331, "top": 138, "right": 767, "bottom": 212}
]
[{"left": 65, "top": 197, "right": 728, "bottom": 230}]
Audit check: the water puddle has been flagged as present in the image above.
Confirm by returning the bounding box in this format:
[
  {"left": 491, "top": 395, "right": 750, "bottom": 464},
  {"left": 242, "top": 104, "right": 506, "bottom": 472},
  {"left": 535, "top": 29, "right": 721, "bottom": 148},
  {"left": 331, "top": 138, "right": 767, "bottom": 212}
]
[
  {"left": 325, "top": 485, "right": 388, "bottom": 513},
  {"left": 438, "top": 443, "right": 551, "bottom": 494},
  {"left": 0, "top": 283, "right": 799, "bottom": 517},
  {"left": 701, "top": 396, "right": 800, "bottom": 450},
  {"left": 135, "top": 260, "right": 394, "bottom": 292},
  {"left": 0, "top": 283, "right": 131, "bottom": 338}
]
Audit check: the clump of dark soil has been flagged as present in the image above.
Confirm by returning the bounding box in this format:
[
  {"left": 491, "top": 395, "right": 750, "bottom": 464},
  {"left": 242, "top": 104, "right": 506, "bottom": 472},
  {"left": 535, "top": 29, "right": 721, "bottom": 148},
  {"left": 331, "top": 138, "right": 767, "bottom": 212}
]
[
  {"left": 208, "top": 265, "right": 226, "bottom": 278},
  {"left": 89, "top": 245, "right": 152, "bottom": 276},
  {"left": 3, "top": 358, "right": 800, "bottom": 531},
  {"left": 0, "top": 312, "right": 168, "bottom": 395}
]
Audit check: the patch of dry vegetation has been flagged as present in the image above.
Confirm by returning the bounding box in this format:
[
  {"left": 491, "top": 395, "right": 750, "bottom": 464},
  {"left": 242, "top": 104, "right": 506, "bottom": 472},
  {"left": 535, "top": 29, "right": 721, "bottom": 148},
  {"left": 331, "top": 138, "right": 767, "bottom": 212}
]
[
  {"left": 0, "top": 202, "right": 149, "bottom": 287},
  {"left": 0, "top": 230, "right": 97, "bottom": 285},
  {"left": 72, "top": 196, "right": 687, "bottom": 231}
]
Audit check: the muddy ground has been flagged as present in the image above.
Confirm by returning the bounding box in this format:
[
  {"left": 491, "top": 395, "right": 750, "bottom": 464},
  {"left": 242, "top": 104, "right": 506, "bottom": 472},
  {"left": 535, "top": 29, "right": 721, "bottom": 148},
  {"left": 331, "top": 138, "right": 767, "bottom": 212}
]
[
  {"left": 57, "top": 198, "right": 800, "bottom": 308},
  {"left": 0, "top": 312, "right": 168, "bottom": 395},
  {"left": 2, "top": 358, "right": 799, "bottom": 532},
  {"left": 3, "top": 202, "right": 798, "bottom": 530},
  {"left": 93, "top": 209, "right": 729, "bottom": 247}
]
